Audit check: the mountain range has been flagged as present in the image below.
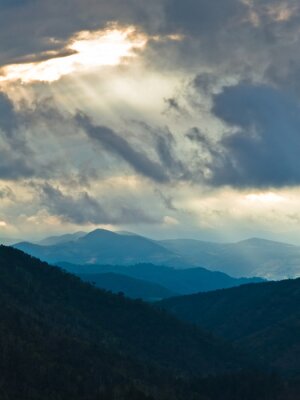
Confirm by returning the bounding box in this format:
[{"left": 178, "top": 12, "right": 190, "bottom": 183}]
[
  {"left": 15, "top": 229, "right": 183, "bottom": 267},
  {"left": 13, "top": 229, "right": 300, "bottom": 280},
  {"left": 60, "top": 262, "right": 263, "bottom": 299},
  {"left": 160, "top": 237, "right": 300, "bottom": 280}
]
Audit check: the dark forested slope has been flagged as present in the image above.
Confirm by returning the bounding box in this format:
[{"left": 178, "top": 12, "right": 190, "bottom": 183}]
[
  {"left": 158, "top": 279, "right": 300, "bottom": 375},
  {"left": 0, "top": 245, "right": 248, "bottom": 400},
  {"left": 78, "top": 272, "right": 176, "bottom": 300}
]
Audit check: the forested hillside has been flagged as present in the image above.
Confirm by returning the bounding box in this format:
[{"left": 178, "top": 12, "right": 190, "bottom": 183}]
[
  {"left": 0, "top": 245, "right": 299, "bottom": 399},
  {"left": 159, "top": 279, "right": 300, "bottom": 375}
]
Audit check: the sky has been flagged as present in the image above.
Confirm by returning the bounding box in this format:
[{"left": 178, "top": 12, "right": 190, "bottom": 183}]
[{"left": 1, "top": 0, "right": 300, "bottom": 243}]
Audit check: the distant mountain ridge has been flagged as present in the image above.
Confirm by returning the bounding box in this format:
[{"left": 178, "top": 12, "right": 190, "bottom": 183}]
[
  {"left": 159, "top": 237, "right": 300, "bottom": 279},
  {"left": 13, "top": 228, "right": 300, "bottom": 279},
  {"left": 15, "top": 229, "right": 183, "bottom": 267},
  {"left": 37, "top": 231, "right": 86, "bottom": 246},
  {"left": 60, "top": 262, "right": 263, "bottom": 296}
]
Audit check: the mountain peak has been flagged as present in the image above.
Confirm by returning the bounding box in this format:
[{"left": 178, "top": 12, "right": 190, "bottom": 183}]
[
  {"left": 236, "top": 237, "right": 295, "bottom": 247},
  {"left": 82, "top": 228, "right": 118, "bottom": 239}
]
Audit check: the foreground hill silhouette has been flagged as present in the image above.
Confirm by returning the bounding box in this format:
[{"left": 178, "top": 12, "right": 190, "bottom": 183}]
[
  {"left": 1, "top": 246, "right": 299, "bottom": 399},
  {"left": 159, "top": 279, "right": 300, "bottom": 376},
  {"left": 0, "top": 245, "right": 246, "bottom": 399}
]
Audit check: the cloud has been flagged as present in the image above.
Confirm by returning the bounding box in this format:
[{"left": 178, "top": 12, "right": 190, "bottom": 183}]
[
  {"left": 0, "top": 186, "right": 14, "bottom": 200},
  {"left": 203, "top": 83, "right": 300, "bottom": 187},
  {"left": 0, "top": 93, "right": 62, "bottom": 181},
  {"left": 155, "top": 130, "right": 189, "bottom": 179},
  {"left": 38, "top": 183, "right": 159, "bottom": 225},
  {"left": 154, "top": 189, "right": 177, "bottom": 211},
  {"left": 164, "top": 0, "right": 246, "bottom": 35},
  {"left": 0, "top": 92, "right": 18, "bottom": 135},
  {"left": 0, "top": 27, "right": 148, "bottom": 83},
  {"left": 186, "top": 127, "right": 210, "bottom": 145},
  {"left": 0, "top": 92, "right": 37, "bottom": 180},
  {"left": 76, "top": 113, "right": 170, "bottom": 183},
  {"left": 0, "top": 0, "right": 163, "bottom": 67}
]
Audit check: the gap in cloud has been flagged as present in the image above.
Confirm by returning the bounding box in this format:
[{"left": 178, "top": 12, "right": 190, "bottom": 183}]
[{"left": 0, "top": 25, "right": 148, "bottom": 83}]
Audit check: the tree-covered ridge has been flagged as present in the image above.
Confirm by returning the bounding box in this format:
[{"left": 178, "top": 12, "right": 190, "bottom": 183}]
[
  {"left": 1, "top": 245, "right": 299, "bottom": 399},
  {"left": 0, "top": 245, "right": 242, "bottom": 400},
  {"left": 158, "top": 278, "right": 300, "bottom": 376}
]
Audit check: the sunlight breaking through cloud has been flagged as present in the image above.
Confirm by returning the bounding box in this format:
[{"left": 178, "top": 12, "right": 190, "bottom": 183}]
[
  {"left": 245, "top": 192, "right": 286, "bottom": 204},
  {"left": 0, "top": 27, "right": 147, "bottom": 83}
]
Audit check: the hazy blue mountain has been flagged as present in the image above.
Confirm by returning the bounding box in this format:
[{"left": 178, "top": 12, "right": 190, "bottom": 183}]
[
  {"left": 159, "top": 237, "right": 300, "bottom": 279},
  {"left": 14, "top": 229, "right": 185, "bottom": 266},
  {"left": 59, "top": 262, "right": 264, "bottom": 295},
  {"left": 16, "top": 229, "right": 300, "bottom": 280},
  {"left": 79, "top": 272, "right": 176, "bottom": 300},
  {"left": 37, "top": 231, "right": 86, "bottom": 246},
  {"left": 158, "top": 278, "right": 300, "bottom": 376},
  {"left": 117, "top": 230, "right": 140, "bottom": 236}
]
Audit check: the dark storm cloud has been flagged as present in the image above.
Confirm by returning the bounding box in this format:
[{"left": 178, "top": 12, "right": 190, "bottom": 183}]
[
  {"left": 0, "top": 153, "right": 35, "bottom": 180},
  {"left": 156, "top": 0, "right": 300, "bottom": 96},
  {"left": 38, "top": 183, "right": 159, "bottom": 225},
  {"left": 0, "top": 92, "right": 36, "bottom": 180},
  {"left": 1, "top": 0, "right": 32, "bottom": 7},
  {"left": 147, "top": 0, "right": 252, "bottom": 73},
  {"left": 0, "top": 92, "right": 18, "bottom": 134},
  {"left": 155, "top": 131, "right": 189, "bottom": 179},
  {"left": 0, "top": 93, "right": 63, "bottom": 181},
  {"left": 2, "top": 0, "right": 300, "bottom": 97},
  {"left": 0, "top": 92, "right": 32, "bottom": 155},
  {"left": 203, "top": 84, "right": 300, "bottom": 187},
  {"left": 76, "top": 113, "right": 170, "bottom": 183},
  {"left": 164, "top": 0, "right": 246, "bottom": 35}
]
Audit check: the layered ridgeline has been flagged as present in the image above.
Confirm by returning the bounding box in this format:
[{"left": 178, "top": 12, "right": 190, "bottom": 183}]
[
  {"left": 14, "top": 229, "right": 182, "bottom": 267},
  {"left": 14, "top": 229, "right": 263, "bottom": 298},
  {"left": 158, "top": 279, "right": 300, "bottom": 376},
  {"left": 60, "top": 262, "right": 263, "bottom": 300},
  {"left": 160, "top": 237, "right": 300, "bottom": 280},
  {"left": 14, "top": 229, "right": 300, "bottom": 279}
]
